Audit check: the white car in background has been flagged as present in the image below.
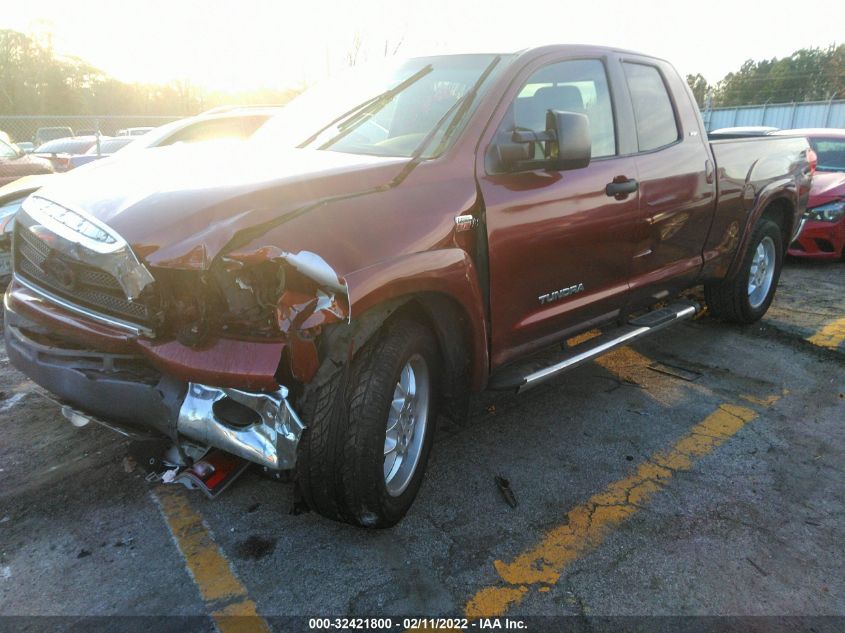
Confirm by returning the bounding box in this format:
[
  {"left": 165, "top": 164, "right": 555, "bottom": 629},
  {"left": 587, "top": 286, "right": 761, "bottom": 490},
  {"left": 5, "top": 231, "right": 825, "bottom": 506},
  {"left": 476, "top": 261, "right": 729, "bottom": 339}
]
[{"left": 0, "top": 107, "right": 283, "bottom": 282}]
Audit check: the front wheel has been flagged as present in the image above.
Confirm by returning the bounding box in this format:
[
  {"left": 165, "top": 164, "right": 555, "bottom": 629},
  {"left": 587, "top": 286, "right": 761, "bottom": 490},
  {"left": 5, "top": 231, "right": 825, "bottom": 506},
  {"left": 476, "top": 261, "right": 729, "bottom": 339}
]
[
  {"left": 295, "top": 318, "right": 439, "bottom": 527},
  {"left": 705, "top": 218, "right": 783, "bottom": 324}
]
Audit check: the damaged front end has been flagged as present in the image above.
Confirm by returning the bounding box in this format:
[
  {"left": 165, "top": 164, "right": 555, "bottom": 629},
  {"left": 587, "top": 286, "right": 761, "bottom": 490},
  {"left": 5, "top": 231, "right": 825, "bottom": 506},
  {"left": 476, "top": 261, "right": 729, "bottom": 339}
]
[
  {"left": 159, "top": 249, "right": 351, "bottom": 470},
  {"left": 177, "top": 384, "right": 305, "bottom": 470},
  {"left": 7, "top": 195, "right": 353, "bottom": 473},
  {"left": 145, "top": 247, "right": 350, "bottom": 382}
]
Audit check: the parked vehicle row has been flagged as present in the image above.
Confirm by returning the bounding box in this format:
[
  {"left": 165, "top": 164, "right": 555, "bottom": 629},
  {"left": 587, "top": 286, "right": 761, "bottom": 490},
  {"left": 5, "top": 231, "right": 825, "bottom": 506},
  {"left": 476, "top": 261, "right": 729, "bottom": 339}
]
[
  {"left": 712, "top": 126, "right": 845, "bottom": 260},
  {"left": 775, "top": 129, "right": 845, "bottom": 259},
  {"left": 33, "top": 136, "right": 101, "bottom": 172},
  {"left": 0, "top": 107, "right": 284, "bottom": 283},
  {"left": 1, "top": 46, "right": 815, "bottom": 528}
]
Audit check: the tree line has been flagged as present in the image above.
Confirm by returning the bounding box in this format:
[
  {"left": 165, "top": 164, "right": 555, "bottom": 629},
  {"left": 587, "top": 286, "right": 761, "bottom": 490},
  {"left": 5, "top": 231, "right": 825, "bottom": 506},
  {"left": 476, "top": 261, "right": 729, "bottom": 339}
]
[
  {"left": 686, "top": 44, "right": 845, "bottom": 109},
  {"left": 1, "top": 28, "right": 843, "bottom": 115},
  {"left": 0, "top": 29, "right": 299, "bottom": 116}
]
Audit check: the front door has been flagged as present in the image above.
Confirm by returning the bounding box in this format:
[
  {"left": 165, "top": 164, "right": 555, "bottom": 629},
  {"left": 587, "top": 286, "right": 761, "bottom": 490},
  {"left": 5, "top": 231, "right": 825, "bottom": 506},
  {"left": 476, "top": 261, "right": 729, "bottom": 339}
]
[{"left": 478, "top": 56, "right": 640, "bottom": 368}]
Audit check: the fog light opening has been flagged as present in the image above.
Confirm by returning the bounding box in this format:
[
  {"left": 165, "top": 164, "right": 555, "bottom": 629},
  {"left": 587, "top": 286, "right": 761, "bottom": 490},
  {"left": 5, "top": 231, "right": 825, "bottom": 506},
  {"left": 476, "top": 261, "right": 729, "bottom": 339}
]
[{"left": 212, "top": 397, "right": 261, "bottom": 428}]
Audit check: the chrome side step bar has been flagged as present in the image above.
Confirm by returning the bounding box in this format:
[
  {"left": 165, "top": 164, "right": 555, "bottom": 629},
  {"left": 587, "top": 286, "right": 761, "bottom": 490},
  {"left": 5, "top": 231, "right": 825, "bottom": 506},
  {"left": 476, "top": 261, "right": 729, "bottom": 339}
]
[{"left": 491, "top": 302, "right": 699, "bottom": 393}]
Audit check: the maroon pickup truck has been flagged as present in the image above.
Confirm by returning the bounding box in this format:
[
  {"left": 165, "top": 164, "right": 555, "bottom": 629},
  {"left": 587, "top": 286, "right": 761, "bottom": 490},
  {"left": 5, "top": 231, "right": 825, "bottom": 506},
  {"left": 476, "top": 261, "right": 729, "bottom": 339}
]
[{"left": 4, "top": 46, "right": 812, "bottom": 527}]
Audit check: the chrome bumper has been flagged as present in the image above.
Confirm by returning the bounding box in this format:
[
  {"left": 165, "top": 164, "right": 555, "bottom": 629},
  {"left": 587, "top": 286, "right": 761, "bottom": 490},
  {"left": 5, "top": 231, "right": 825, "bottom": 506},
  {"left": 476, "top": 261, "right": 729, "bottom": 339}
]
[
  {"left": 5, "top": 290, "right": 305, "bottom": 471},
  {"left": 176, "top": 384, "right": 306, "bottom": 471}
]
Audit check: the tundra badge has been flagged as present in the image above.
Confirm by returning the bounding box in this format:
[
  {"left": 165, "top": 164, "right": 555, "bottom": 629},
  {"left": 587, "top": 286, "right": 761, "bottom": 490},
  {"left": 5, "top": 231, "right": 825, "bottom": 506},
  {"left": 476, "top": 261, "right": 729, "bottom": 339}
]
[{"left": 539, "top": 282, "right": 585, "bottom": 304}]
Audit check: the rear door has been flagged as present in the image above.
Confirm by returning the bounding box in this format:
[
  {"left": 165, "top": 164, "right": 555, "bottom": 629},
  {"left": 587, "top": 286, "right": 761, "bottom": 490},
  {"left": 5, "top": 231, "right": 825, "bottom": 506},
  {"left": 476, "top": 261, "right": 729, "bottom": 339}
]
[
  {"left": 477, "top": 54, "right": 641, "bottom": 368},
  {"left": 619, "top": 56, "right": 716, "bottom": 307}
]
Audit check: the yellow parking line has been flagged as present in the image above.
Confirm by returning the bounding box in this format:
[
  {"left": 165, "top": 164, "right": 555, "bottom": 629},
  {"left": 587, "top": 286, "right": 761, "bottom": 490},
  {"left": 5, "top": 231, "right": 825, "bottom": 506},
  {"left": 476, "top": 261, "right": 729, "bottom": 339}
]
[
  {"left": 594, "top": 345, "right": 694, "bottom": 406},
  {"left": 153, "top": 486, "right": 270, "bottom": 633},
  {"left": 807, "top": 317, "right": 845, "bottom": 350},
  {"left": 464, "top": 401, "right": 766, "bottom": 618}
]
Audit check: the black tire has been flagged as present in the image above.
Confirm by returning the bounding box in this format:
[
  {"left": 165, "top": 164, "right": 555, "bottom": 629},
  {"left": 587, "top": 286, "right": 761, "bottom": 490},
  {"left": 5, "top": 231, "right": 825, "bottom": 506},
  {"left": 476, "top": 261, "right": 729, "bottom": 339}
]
[
  {"left": 705, "top": 218, "right": 783, "bottom": 324},
  {"left": 295, "top": 318, "right": 439, "bottom": 527}
]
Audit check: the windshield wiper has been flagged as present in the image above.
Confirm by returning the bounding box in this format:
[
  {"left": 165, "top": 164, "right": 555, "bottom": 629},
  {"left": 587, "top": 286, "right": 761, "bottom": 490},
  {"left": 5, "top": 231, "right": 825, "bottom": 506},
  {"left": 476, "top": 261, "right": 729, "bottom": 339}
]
[
  {"left": 411, "top": 55, "right": 501, "bottom": 160},
  {"left": 297, "top": 65, "right": 433, "bottom": 150},
  {"left": 385, "top": 56, "right": 502, "bottom": 188}
]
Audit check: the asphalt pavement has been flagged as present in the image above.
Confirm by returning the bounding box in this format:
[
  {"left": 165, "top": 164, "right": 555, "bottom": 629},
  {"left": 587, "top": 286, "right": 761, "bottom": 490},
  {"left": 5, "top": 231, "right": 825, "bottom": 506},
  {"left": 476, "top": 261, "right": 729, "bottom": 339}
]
[{"left": 0, "top": 260, "right": 842, "bottom": 632}]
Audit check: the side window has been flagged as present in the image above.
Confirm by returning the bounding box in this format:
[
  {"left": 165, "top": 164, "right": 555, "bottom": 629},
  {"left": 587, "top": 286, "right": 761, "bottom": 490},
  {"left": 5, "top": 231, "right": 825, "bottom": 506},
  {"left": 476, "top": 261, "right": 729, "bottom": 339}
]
[
  {"left": 622, "top": 62, "right": 679, "bottom": 152},
  {"left": 508, "top": 59, "right": 616, "bottom": 159}
]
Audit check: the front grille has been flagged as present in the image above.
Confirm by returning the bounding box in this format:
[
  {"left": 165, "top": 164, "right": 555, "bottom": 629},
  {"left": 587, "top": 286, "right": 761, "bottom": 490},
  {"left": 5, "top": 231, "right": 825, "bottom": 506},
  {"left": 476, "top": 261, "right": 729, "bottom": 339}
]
[{"left": 13, "top": 224, "right": 151, "bottom": 326}]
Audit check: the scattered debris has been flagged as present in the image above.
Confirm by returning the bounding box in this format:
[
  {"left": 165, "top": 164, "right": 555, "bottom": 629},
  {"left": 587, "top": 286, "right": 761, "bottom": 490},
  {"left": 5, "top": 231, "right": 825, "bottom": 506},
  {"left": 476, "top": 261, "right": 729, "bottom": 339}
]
[
  {"left": 161, "top": 468, "right": 179, "bottom": 484},
  {"left": 745, "top": 556, "right": 769, "bottom": 576},
  {"left": 0, "top": 516, "right": 9, "bottom": 524},
  {"left": 0, "top": 392, "right": 27, "bottom": 412},
  {"left": 122, "top": 456, "right": 137, "bottom": 473},
  {"left": 805, "top": 520, "right": 821, "bottom": 527},
  {"left": 495, "top": 475, "right": 518, "bottom": 508},
  {"left": 1, "top": 566, "right": 10, "bottom": 580},
  {"left": 128, "top": 438, "right": 185, "bottom": 476},
  {"left": 235, "top": 535, "right": 277, "bottom": 561},
  {"left": 647, "top": 361, "right": 702, "bottom": 382},
  {"left": 260, "top": 466, "right": 292, "bottom": 482},
  {"left": 172, "top": 450, "right": 250, "bottom": 499},
  {"left": 290, "top": 486, "right": 310, "bottom": 516}
]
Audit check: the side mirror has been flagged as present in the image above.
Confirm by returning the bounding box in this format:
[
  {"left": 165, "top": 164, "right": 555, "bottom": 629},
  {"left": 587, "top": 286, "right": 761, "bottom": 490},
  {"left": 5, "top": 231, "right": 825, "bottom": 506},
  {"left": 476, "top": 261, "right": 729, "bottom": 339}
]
[
  {"left": 492, "top": 109, "right": 591, "bottom": 173},
  {"left": 546, "top": 110, "right": 591, "bottom": 171}
]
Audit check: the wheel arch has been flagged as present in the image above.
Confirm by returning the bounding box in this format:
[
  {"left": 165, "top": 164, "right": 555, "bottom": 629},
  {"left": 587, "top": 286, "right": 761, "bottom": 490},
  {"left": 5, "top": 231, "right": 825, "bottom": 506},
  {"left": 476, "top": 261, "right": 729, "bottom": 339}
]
[
  {"left": 727, "top": 189, "right": 797, "bottom": 280},
  {"left": 309, "top": 250, "right": 489, "bottom": 403},
  {"left": 345, "top": 250, "right": 489, "bottom": 392},
  {"left": 760, "top": 196, "right": 796, "bottom": 251}
]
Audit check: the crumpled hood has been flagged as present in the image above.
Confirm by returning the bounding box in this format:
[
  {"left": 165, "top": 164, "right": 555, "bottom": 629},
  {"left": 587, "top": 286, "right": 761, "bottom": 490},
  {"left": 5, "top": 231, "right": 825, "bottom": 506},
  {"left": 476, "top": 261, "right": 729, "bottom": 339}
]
[
  {"left": 31, "top": 141, "right": 408, "bottom": 268},
  {"left": 809, "top": 171, "right": 845, "bottom": 208}
]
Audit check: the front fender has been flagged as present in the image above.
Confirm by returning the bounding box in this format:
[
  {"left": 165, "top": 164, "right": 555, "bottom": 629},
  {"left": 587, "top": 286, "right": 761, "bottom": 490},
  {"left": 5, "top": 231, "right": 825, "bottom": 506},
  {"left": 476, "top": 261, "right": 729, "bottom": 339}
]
[{"left": 344, "top": 249, "right": 489, "bottom": 390}]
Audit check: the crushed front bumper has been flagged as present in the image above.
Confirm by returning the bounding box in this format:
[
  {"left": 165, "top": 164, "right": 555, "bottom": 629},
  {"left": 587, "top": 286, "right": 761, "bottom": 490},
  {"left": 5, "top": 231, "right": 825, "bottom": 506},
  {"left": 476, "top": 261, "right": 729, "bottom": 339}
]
[
  {"left": 4, "top": 304, "right": 305, "bottom": 470},
  {"left": 788, "top": 217, "right": 845, "bottom": 260}
]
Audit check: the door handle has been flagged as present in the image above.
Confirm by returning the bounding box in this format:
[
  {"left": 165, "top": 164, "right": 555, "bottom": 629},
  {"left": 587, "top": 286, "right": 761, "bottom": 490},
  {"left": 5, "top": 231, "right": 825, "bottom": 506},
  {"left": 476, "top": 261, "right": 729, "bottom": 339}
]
[{"left": 605, "top": 177, "right": 639, "bottom": 199}]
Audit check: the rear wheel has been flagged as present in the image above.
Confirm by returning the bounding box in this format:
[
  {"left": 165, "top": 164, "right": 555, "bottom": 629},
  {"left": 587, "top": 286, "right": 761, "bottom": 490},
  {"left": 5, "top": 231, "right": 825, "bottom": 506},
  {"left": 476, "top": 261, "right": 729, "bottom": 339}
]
[
  {"left": 705, "top": 218, "right": 783, "bottom": 324},
  {"left": 295, "top": 318, "right": 439, "bottom": 527}
]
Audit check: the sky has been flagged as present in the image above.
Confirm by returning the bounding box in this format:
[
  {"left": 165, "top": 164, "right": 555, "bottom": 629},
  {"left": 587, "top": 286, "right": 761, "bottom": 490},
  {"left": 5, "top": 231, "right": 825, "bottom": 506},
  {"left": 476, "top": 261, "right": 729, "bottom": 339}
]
[{"left": 1, "top": 0, "right": 843, "bottom": 91}]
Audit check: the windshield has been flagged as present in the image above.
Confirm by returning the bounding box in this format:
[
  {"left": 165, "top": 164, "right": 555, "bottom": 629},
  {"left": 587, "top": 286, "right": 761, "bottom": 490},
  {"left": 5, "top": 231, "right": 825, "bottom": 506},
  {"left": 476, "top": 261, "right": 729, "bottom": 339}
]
[
  {"left": 254, "top": 54, "right": 507, "bottom": 158},
  {"left": 809, "top": 137, "right": 845, "bottom": 172}
]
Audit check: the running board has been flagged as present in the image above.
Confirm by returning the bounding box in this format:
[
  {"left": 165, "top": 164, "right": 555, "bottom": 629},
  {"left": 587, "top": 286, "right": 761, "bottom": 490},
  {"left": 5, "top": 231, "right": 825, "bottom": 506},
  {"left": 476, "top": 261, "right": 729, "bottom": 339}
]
[{"left": 489, "top": 301, "right": 699, "bottom": 393}]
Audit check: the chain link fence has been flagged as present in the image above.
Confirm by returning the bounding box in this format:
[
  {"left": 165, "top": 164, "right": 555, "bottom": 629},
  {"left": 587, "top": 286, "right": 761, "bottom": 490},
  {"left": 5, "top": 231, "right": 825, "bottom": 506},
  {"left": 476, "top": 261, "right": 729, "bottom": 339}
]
[
  {"left": 701, "top": 99, "right": 845, "bottom": 132},
  {"left": 0, "top": 115, "right": 182, "bottom": 146}
]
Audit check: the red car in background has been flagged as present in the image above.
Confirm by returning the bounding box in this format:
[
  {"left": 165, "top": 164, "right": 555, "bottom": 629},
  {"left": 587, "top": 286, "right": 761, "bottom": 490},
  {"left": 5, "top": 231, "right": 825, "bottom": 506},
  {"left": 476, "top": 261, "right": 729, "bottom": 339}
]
[
  {"left": 773, "top": 129, "right": 845, "bottom": 260},
  {"left": 0, "top": 138, "right": 54, "bottom": 186}
]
